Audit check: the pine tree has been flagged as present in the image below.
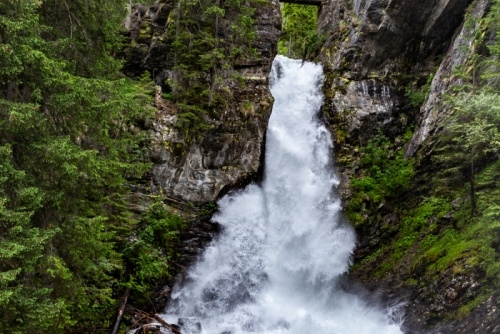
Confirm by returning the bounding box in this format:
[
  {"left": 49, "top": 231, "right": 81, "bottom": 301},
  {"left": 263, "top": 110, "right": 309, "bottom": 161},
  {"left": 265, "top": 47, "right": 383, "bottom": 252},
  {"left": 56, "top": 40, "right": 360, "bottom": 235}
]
[
  {"left": 169, "top": 0, "right": 257, "bottom": 135},
  {"left": 435, "top": 0, "right": 500, "bottom": 215},
  {"left": 278, "top": 4, "right": 319, "bottom": 58},
  {"left": 0, "top": 0, "right": 153, "bottom": 331}
]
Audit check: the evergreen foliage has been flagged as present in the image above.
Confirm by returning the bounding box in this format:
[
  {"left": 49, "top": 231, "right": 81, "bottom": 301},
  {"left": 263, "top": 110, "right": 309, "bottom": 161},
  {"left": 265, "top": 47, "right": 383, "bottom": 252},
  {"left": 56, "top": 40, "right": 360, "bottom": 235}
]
[
  {"left": 0, "top": 0, "right": 265, "bottom": 330},
  {"left": 0, "top": 0, "right": 183, "bottom": 332},
  {"left": 347, "top": 133, "right": 415, "bottom": 226},
  {"left": 278, "top": 4, "right": 320, "bottom": 58},
  {"left": 168, "top": 0, "right": 259, "bottom": 137},
  {"left": 0, "top": 145, "right": 59, "bottom": 333},
  {"left": 434, "top": 0, "right": 500, "bottom": 215},
  {"left": 123, "top": 198, "right": 185, "bottom": 297}
]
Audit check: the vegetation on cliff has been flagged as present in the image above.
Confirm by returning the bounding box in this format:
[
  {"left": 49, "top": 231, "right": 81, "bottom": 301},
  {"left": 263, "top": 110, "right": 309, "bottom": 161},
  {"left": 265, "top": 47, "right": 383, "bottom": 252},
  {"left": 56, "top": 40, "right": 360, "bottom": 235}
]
[{"left": 167, "top": 0, "right": 261, "bottom": 139}]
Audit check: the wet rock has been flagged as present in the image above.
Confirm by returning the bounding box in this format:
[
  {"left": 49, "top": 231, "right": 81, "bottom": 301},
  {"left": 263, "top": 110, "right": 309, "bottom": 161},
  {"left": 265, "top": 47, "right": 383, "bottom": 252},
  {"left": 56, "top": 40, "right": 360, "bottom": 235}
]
[
  {"left": 319, "top": 0, "right": 472, "bottom": 78},
  {"left": 131, "top": 323, "right": 176, "bottom": 334},
  {"left": 429, "top": 293, "right": 500, "bottom": 333},
  {"left": 318, "top": 0, "right": 478, "bottom": 159},
  {"left": 148, "top": 79, "right": 274, "bottom": 204},
  {"left": 329, "top": 79, "right": 404, "bottom": 143},
  {"left": 122, "top": 2, "right": 175, "bottom": 79},
  {"left": 317, "top": 0, "right": 476, "bottom": 198}
]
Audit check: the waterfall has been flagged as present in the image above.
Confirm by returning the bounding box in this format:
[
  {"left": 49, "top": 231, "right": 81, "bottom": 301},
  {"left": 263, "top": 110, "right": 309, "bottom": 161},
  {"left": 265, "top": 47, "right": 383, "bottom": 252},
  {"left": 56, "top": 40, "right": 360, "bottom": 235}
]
[{"left": 164, "top": 56, "right": 403, "bottom": 334}]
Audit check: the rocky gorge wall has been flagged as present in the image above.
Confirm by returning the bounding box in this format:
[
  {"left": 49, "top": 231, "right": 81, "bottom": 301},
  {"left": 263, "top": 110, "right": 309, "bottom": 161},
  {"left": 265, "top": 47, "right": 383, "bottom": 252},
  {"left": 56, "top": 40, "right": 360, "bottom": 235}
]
[
  {"left": 123, "top": 0, "right": 280, "bottom": 207},
  {"left": 316, "top": 0, "right": 499, "bottom": 333}
]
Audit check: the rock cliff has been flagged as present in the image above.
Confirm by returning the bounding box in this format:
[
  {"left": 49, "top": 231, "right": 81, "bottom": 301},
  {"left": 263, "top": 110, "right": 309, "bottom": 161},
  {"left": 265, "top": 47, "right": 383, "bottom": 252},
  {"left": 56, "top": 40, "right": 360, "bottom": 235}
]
[
  {"left": 318, "top": 0, "right": 475, "bottom": 156},
  {"left": 123, "top": 0, "right": 281, "bottom": 207},
  {"left": 317, "top": 0, "right": 499, "bottom": 332},
  {"left": 317, "top": 0, "right": 474, "bottom": 198},
  {"left": 121, "top": 0, "right": 281, "bottom": 312}
]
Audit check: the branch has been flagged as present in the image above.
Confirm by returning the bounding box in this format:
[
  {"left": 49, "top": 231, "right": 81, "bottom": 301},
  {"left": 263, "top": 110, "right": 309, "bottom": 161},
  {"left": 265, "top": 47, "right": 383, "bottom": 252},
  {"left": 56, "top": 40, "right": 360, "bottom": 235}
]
[{"left": 127, "top": 305, "right": 182, "bottom": 334}]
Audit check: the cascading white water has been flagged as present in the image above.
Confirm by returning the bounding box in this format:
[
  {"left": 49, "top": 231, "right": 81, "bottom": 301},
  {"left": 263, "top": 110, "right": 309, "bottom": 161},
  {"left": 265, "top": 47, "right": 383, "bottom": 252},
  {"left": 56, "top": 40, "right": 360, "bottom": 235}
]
[{"left": 164, "top": 56, "right": 404, "bottom": 334}]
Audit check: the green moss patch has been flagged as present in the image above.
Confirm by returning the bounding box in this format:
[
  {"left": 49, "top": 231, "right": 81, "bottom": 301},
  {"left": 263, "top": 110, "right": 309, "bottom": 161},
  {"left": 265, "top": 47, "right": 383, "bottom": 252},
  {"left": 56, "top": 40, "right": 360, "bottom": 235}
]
[{"left": 346, "top": 138, "right": 499, "bottom": 321}]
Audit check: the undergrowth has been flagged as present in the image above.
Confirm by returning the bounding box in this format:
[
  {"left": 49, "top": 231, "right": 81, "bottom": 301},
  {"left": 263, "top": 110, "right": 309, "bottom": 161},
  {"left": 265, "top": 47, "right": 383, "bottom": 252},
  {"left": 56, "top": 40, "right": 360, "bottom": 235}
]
[
  {"left": 346, "top": 134, "right": 500, "bottom": 321},
  {"left": 346, "top": 132, "right": 414, "bottom": 227}
]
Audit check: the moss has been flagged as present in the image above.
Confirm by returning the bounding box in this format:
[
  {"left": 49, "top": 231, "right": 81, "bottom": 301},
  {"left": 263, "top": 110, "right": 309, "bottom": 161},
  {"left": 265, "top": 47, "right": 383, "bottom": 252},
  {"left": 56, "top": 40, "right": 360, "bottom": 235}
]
[
  {"left": 346, "top": 133, "right": 415, "bottom": 230},
  {"left": 352, "top": 245, "right": 387, "bottom": 271},
  {"left": 405, "top": 278, "right": 419, "bottom": 286},
  {"left": 346, "top": 126, "right": 493, "bottom": 280},
  {"left": 455, "top": 294, "right": 489, "bottom": 320},
  {"left": 162, "top": 141, "right": 171, "bottom": 151},
  {"left": 335, "top": 128, "right": 348, "bottom": 146},
  {"left": 139, "top": 21, "right": 151, "bottom": 39},
  {"left": 241, "top": 100, "right": 255, "bottom": 116},
  {"left": 352, "top": 158, "right": 500, "bottom": 304}
]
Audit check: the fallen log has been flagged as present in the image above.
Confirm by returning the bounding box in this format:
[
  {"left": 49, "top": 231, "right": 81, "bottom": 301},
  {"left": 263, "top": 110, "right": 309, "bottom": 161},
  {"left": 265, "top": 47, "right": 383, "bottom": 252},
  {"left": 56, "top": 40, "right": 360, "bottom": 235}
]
[{"left": 110, "top": 289, "right": 131, "bottom": 334}]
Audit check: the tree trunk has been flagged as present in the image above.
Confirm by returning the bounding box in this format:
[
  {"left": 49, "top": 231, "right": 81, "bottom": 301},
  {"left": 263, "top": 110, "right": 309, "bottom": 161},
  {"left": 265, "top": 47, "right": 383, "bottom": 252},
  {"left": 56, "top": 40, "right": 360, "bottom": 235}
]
[
  {"left": 172, "top": 0, "right": 181, "bottom": 97},
  {"left": 110, "top": 288, "right": 130, "bottom": 334},
  {"left": 470, "top": 158, "right": 477, "bottom": 216}
]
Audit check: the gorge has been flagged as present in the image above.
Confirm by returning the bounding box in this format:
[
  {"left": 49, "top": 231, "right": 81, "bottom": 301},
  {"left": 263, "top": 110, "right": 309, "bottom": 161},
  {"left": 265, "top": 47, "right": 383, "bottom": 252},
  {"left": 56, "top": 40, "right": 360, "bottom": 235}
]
[
  {"left": 0, "top": 0, "right": 499, "bottom": 333},
  {"left": 136, "top": 0, "right": 499, "bottom": 332}
]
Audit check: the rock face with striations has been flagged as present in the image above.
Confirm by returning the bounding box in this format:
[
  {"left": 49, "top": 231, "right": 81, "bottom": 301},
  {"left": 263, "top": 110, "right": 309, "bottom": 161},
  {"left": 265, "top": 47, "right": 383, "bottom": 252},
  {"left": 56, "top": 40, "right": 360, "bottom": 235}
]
[
  {"left": 318, "top": 0, "right": 474, "bottom": 153},
  {"left": 317, "top": 0, "right": 473, "bottom": 199},
  {"left": 317, "top": 0, "right": 499, "bottom": 333},
  {"left": 123, "top": 0, "right": 281, "bottom": 207},
  {"left": 405, "top": 0, "right": 490, "bottom": 157}
]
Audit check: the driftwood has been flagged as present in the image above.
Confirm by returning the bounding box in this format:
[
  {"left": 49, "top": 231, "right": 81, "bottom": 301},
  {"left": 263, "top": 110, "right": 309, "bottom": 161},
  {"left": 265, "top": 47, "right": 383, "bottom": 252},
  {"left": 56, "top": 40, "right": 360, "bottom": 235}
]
[
  {"left": 127, "top": 306, "right": 182, "bottom": 334},
  {"left": 149, "top": 313, "right": 182, "bottom": 334},
  {"left": 110, "top": 289, "right": 130, "bottom": 334}
]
